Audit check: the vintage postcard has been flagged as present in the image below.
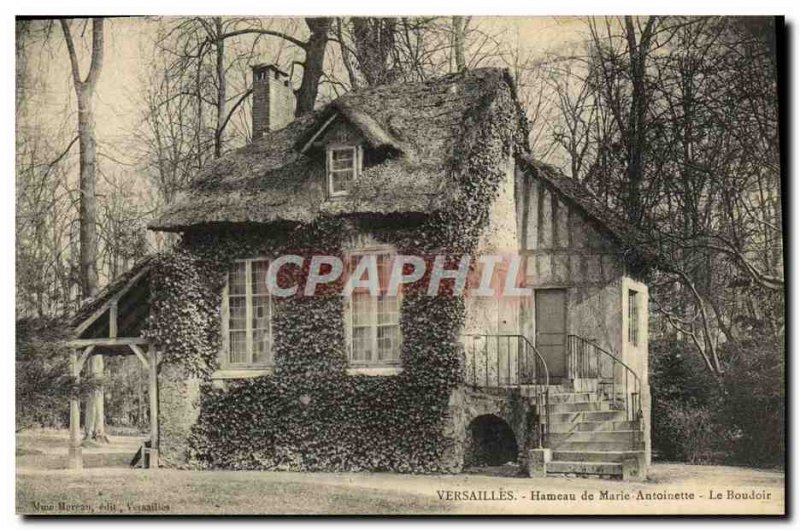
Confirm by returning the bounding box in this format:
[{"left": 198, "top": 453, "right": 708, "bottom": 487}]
[{"left": 15, "top": 14, "right": 785, "bottom": 516}]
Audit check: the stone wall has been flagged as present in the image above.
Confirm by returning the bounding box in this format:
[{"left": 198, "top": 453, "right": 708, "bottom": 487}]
[
  {"left": 157, "top": 362, "right": 202, "bottom": 467},
  {"left": 442, "top": 386, "right": 537, "bottom": 471}
]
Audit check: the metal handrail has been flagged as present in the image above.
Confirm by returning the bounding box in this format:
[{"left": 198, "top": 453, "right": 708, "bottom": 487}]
[
  {"left": 566, "top": 334, "right": 643, "bottom": 433},
  {"left": 461, "top": 334, "right": 550, "bottom": 447}
]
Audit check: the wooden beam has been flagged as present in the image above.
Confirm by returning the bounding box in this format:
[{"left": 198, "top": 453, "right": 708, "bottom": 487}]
[
  {"left": 68, "top": 350, "right": 82, "bottom": 469},
  {"left": 109, "top": 300, "right": 118, "bottom": 338},
  {"left": 76, "top": 345, "right": 95, "bottom": 373},
  {"left": 66, "top": 337, "right": 149, "bottom": 349},
  {"left": 299, "top": 112, "right": 338, "bottom": 154},
  {"left": 148, "top": 346, "right": 159, "bottom": 469},
  {"left": 129, "top": 343, "right": 149, "bottom": 370}
]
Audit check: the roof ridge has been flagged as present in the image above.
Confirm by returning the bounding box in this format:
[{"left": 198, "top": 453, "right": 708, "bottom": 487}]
[{"left": 150, "top": 67, "right": 523, "bottom": 232}]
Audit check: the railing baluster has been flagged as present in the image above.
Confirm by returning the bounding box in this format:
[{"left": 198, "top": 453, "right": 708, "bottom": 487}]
[
  {"left": 460, "top": 334, "right": 552, "bottom": 448},
  {"left": 562, "top": 334, "right": 643, "bottom": 449},
  {"left": 625, "top": 371, "right": 629, "bottom": 422},
  {"left": 484, "top": 338, "right": 488, "bottom": 387},
  {"left": 507, "top": 336, "right": 511, "bottom": 386},
  {"left": 495, "top": 336, "right": 499, "bottom": 386}
]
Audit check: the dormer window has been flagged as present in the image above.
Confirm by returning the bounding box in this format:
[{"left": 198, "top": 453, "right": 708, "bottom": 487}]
[{"left": 327, "top": 145, "right": 362, "bottom": 197}]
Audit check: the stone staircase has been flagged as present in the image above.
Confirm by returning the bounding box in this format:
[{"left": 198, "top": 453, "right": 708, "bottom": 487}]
[{"left": 538, "top": 385, "right": 645, "bottom": 479}]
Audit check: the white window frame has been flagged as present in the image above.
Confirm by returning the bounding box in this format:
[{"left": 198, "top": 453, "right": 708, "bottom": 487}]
[
  {"left": 220, "top": 258, "right": 273, "bottom": 368},
  {"left": 326, "top": 144, "right": 362, "bottom": 197},
  {"left": 344, "top": 247, "right": 402, "bottom": 367}
]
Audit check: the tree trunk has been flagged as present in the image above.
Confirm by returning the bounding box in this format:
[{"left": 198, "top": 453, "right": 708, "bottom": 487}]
[
  {"left": 351, "top": 18, "right": 397, "bottom": 86},
  {"left": 76, "top": 89, "right": 99, "bottom": 299},
  {"left": 214, "top": 17, "right": 225, "bottom": 158},
  {"left": 453, "top": 16, "right": 467, "bottom": 71},
  {"left": 623, "top": 16, "right": 655, "bottom": 224},
  {"left": 61, "top": 18, "right": 106, "bottom": 442},
  {"left": 295, "top": 17, "right": 331, "bottom": 116}
]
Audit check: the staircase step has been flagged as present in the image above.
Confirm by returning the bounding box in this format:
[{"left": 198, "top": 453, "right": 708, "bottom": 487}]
[
  {"left": 547, "top": 392, "right": 601, "bottom": 404},
  {"left": 549, "top": 420, "right": 639, "bottom": 433},
  {"left": 547, "top": 460, "right": 622, "bottom": 476},
  {"left": 549, "top": 430, "right": 640, "bottom": 443},
  {"left": 549, "top": 410, "right": 629, "bottom": 423},
  {"left": 548, "top": 401, "right": 610, "bottom": 413},
  {"left": 548, "top": 440, "right": 645, "bottom": 452},
  {"left": 552, "top": 450, "right": 642, "bottom": 463}
]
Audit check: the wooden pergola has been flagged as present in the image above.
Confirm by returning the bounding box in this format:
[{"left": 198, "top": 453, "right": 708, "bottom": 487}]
[{"left": 67, "top": 262, "right": 158, "bottom": 469}]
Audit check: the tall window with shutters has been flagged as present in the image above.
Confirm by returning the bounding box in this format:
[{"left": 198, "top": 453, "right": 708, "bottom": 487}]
[
  {"left": 347, "top": 251, "right": 402, "bottom": 366},
  {"left": 224, "top": 259, "right": 273, "bottom": 367}
]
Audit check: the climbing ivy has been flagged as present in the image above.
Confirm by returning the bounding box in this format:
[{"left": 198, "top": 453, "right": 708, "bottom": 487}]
[{"left": 146, "top": 77, "right": 528, "bottom": 472}]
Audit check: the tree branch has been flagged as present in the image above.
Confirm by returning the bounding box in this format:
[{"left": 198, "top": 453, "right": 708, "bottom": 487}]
[
  {"left": 85, "top": 18, "right": 104, "bottom": 88},
  {"left": 220, "top": 28, "right": 307, "bottom": 50},
  {"left": 59, "top": 20, "right": 82, "bottom": 89}
]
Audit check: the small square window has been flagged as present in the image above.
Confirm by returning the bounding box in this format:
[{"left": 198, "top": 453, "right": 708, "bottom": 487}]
[{"left": 327, "top": 146, "right": 361, "bottom": 197}]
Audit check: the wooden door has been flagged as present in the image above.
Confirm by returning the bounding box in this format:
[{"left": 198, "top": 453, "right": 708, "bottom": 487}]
[{"left": 535, "top": 289, "right": 567, "bottom": 378}]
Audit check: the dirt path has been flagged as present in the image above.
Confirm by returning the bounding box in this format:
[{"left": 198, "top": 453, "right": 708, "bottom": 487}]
[
  {"left": 17, "top": 463, "right": 784, "bottom": 515},
  {"left": 17, "top": 429, "right": 783, "bottom": 515}
]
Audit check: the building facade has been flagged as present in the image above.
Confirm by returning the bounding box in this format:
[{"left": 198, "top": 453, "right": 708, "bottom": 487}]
[{"left": 70, "top": 67, "right": 652, "bottom": 479}]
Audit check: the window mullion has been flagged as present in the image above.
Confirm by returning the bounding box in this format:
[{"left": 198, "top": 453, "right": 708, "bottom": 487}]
[
  {"left": 245, "top": 260, "right": 254, "bottom": 364},
  {"left": 347, "top": 296, "right": 353, "bottom": 362},
  {"left": 221, "top": 275, "right": 230, "bottom": 368},
  {"left": 371, "top": 294, "right": 378, "bottom": 363},
  {"left": 267, "top": 285, "right": 273, "bottom": 365}
]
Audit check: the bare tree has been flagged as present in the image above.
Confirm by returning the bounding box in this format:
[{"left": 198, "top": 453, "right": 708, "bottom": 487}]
[
  {"left": 452, "top": 16, "right": 469, "bottom": 71},
  {"left": 60, "top": 18, "right": 103, "bottom": 299},
  {"left": 60, "top": 17, "right": 108, "bottom": 441},
  {"left": 535, "top": 16, "right": 782, "bottom": 375},
  {"left": 159, "top": 16, "right": 332, "bottom": 159}
]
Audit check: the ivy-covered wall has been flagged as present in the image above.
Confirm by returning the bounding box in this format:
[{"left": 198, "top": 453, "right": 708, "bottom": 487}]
[{"left": 144, "top": 79, "right": 528, "bottom": 472}]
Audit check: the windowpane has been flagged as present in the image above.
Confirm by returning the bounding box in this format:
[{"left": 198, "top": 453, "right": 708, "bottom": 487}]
[
  {"left": 377, "top": 295, "right": 398, "bottom": 325},
  {"left": 352, "top": 326, "right": 372, "bottom": 362},
  {"left": 332, "top": 149, "right": 354, "bottom": 162},
  {"left": 252, "top": 295, "right": 270, "bottom": 329},
  {"left": 328, "top": 147, "right": 358, "bottom": 196},
  {"left": 229, "top": 296, "right": 247, "bottom": 330},
  {"left": 377, "top": 255, "right": 392, "bottom": 293},
  {"left": 230, "top": 262, "right": 247, "bottom": 295},
  {"left": 251, "top": 260, "right": 270, "bottom": 295},
  {"left": 229, "top": 331, "right": 247, "bottom": 364},
  {"left": 332, "top": 159, "right": 353, "bottom": 171},
  {"left": 253, "top": 328, "right": 272, "bottom": 364},
  {"left": 352, "top": 292, "right": 372, "bottom": 326},
  {"left": 331, "top": 171, "right": 352, "bottom": 194},
  {"left": 377, "top": 325, "right": 400, "bottom": 361}
]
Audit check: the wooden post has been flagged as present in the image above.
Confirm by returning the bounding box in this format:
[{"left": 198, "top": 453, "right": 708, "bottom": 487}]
[
  {"left": 109, "top": 300, "right": 118, "bottom": 338},
  {"left": 68, "top": 349, "right": 82, "bottom": 469},
  {"left": 148, "top": 346, "right": 159, "bottom": 468}
]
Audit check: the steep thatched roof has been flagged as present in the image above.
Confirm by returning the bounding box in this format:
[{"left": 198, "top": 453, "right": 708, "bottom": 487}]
[{"left": 149, "top": 68, "right": 520, "bottom": 232}]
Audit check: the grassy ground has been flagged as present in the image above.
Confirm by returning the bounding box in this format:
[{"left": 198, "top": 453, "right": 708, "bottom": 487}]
[{"left": 16, "top": 430, "right": 785, "bottom": 516}]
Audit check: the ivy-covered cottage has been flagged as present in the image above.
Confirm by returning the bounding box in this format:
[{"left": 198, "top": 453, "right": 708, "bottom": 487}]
[{"left": 68, "top": 66, "right": 653, "bottom": 479}]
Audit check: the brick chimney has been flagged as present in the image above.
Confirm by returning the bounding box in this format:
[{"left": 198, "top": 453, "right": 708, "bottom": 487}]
[{"left": 251, "top": 64, "right": 295, "bottom": 139}]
